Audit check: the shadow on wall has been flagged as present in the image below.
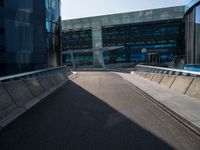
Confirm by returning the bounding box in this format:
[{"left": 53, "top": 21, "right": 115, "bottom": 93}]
[{"left": 0, "top": 80, "right": 173, "bottom": 150}]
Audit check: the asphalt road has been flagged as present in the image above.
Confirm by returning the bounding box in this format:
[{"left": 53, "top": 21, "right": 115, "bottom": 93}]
[{"left": 0, "top": 72, "right": 200, "bottom": 150}]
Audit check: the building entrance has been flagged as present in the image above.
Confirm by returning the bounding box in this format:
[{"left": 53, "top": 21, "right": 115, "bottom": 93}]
[{"left": 147, "top": 53, "right": 160, "bottom": 64}]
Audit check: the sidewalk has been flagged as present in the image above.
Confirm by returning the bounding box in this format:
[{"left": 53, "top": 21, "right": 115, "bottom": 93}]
[{"left": 116, "top": 72, "right": 200, "bottom": 134}]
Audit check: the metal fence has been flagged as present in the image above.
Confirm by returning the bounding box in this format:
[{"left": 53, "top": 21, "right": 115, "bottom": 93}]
[
  {"left": 0, "top": 66, "right": 70, "bottom": 83},
  {"left": 135, "top": 65, "right": 200, "bottom": 77}
]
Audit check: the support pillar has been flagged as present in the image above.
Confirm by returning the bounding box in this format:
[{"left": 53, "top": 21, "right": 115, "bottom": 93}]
[{"left": 92, "top": 25, "right": 105, "bottom": 68}]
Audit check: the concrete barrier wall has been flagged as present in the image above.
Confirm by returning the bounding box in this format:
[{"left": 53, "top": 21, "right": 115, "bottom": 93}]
[
  {"left": 186, "top": 78, "right": 200, "bottom": 99},
  {"left": 24, "top": 78, "right": 45, "bottom": 97},
  {"left": 151, "top": 74, "right": 163, "bottom": 83},
  {"left": 160, "top": 75, "right": 176, "bottom": 88},
  {"left": 47, "top": 74, "right": 64, "bottom": 86},
  {"left": 141, "top": 72, "right": 148, "bottom": 78},
  {"left": 4, "top": 80, "right": 34, "bottom": 107},
  {"left": 146, "top": 73, "right": 155, "bottom": 80},
  {"left": 0, "top": 84, "right": 23, "bottom": 126},
  {"left": 37, "top": 76, "right": 53, "bottom": 90},
  {"left": 0, "top": 69, "right": 71, "bottom": 129},
  {"left": 132, "top": 71, "right": 200, "bottom": 100},
  {"left": 170, "top": 76, "right": 194, "bottom": 94}
]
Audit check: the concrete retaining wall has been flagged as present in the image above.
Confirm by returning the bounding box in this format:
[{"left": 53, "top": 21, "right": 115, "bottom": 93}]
[
  {"left": 186, "top": 78, "right": 200, "bottom": 99},
  {"left": 37, "top": 76, "right": 53, "bottom": 90},
  {"left": 133, "top": 71, "right": 200, "bottom": 100},
  {"left": 0, "top": 84, "right": 25, "bottom": 126},
  {"left": 170, "top": 76, "right": 194, "bottom": 94},
  {"left": 24, "top": 78, "right": 45, "bottom": 97},
  {"left": 146, "top": 73, "right": 155, "bottom": 80},
  {"left": 0, "top": 70, "right": 71, "bottom": 129},
  {"left": 4, "top": 80, "right": 34, "bottom": 107},
  {"left": 151, "top": 74, "right": 163, "bottom": 83},
  {"left": 160, "top": 75, "right": 176, "bottom": 88}
]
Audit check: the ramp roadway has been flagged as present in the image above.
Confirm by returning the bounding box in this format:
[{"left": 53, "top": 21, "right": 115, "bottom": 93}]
[{"left": 0, "top": 72, "right": 200, "bottom": 150}]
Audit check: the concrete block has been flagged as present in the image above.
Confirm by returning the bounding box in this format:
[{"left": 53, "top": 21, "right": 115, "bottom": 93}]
[
  {"left": 151, "top": 74, "right": 164, "bottom": 83},
  {"left": 4, "top": 80, "right": 34, "bottom": 107},
  {"left": 170, "top": 76, "right": 194, "bottom": 94},
  {"left": 24, "top": 78, "right": 45, "bottom": 97},
  {"left": 186, "top": 78, "right": 200, "bottom": 100},
  {"left": 0, "top": 84, "right": 24, "bottom": 126},
  {"left": 160, "top": 75, "right": 176, "bottom": 88},
  {"left": 37, "top": 76, "right": 53, "bottom": 90}
]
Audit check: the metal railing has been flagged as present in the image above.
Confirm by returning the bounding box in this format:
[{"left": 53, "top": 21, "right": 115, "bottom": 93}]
[
  {"left": 0, "top": 66, "right": 69, "bottom": 83},
  {"left": 135, "top": 65, "right": 200, "bottom": 77}
]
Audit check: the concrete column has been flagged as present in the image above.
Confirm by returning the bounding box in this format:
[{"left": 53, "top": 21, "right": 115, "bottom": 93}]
[
  {"left": 70, "top": 53, "right": 75, "bottom": 68},
  {"left": 92, "top": 25, "right": 105, "bottom": 68}
]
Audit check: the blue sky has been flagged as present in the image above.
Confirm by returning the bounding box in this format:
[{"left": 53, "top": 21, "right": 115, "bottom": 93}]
[{"left": 61, "top": 0, "right": 186, "bottom": 20}]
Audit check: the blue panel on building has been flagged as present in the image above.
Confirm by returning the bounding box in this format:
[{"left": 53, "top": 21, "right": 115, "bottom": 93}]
[{"left": 185, "top": 0, "right": 200, "bottom": 12}]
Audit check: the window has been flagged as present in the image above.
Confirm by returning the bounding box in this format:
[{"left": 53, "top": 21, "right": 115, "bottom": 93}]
[
  {"left": 196, "top": 5, "right": 200, "bottom": 24},
  {"left": 0, "top": 0, "right": 3, "bottom": 7},
  {"left": 0, "top": 27, "right": 4, "bottom": 34},
  {"left": 195, "top": 5, "right": 200, "bottom": 64},
  {"left": 0, "top": 45, "right": 5, "bottom": 52},
  {"left": 4, "top": 0, "right": 33, "bottom": 12}
]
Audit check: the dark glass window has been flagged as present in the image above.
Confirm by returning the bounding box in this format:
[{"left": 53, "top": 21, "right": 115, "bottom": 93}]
[
  {"left": 0, "top": 45, "right": 5, "bottom": 52},
  {"left": 0, "top": 27, "right": 4, "bottom": 34},
  {"left": 195, "top": 5, "right": 200, "bottom": 64},
  {"left": 62, "top": 29, "right": 93, "bottom": 51},
  {"left": 185, "top": 4, "right": 200, "bottom": 66},
  {"left": 0, "top": 27, "right": 4, "bottom": 51},
  {"left": 5, "top": 19, "right": 34, "bottom": 52},
  {"left": 0, "top": 0, "right": 3, "bottom": 7},
  {"left": 4, "top": 0, "right": 33, "bottom": 12},
  {"left": 185, "top": 9, "right": 195, "bottom": 65},
  {"left": 45, "top": 0, "right": 60, "bottom": 23},
  {"left": 102, "top": 20, "right": 184, "bottom": 65}
]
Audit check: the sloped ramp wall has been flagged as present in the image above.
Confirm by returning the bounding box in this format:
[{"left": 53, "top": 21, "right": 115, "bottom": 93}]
[
  {"left": 133, "top": 71, "right": 200, "bottom": 100},
  {"left": 0, "top": 68, "right": 72, "bottom": 130}
]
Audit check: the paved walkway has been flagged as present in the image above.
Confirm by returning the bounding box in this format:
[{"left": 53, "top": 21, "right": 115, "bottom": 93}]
[
  {"left": 0, "top": 72, "right": 200, "bottom": 150},
  {"left": 117, "top": 72, "right": 200, "bottom": 133}
]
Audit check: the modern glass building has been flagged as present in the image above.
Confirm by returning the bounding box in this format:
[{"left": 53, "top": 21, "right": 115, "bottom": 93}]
[
  {"left": 45, "top": 0, "right": 61, "bottom": 68},
  {"left": 62, "top": 6, "right": 185, "bottom": 68},
  {"left": 0, "top": 0, "right": 61, "bottom": 76},
  {"left": 185, "top": 0, "right": 200, "bottom": 71},
  {"left": 102, "top": 20, "right": 184, "bottom": 66}
]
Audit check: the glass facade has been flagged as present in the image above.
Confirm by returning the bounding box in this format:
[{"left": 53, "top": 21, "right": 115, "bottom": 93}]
[
  {"left": 62, "top": 29, "right": 93, "bottom": 66},
  {"left": 62, "top": 19, "right": 184, "bottom": 67},
  {"left": 0, "top": 0, "right": 3, "bottom": 7},
  {"left": 45, "top": 0, "right": 61, "bottom": 68},
  {"left": 102, "top": 19, "right": 184, "bottom": 66},
  {"left": 185, "top": 2, "right": 200, "bottom": 67},
  {"left": 0, "top": 0, "right": 61, "bottom": 76}
]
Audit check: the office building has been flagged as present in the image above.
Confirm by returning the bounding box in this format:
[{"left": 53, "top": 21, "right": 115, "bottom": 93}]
[{"left": 62, "top": 6, "right": 185, "bottom": 68}]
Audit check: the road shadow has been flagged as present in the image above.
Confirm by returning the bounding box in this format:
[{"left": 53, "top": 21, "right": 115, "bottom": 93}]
[{"left": 0, "top": 80, "right": 173, "bottom": 150}]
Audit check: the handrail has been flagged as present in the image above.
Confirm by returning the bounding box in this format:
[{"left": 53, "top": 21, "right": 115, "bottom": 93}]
[
  {"left": 136, "top": 65, "right": 200, "bottom": 77},
  {"left": 0, "top": 66, "right": 68, "bottom": 82}
]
